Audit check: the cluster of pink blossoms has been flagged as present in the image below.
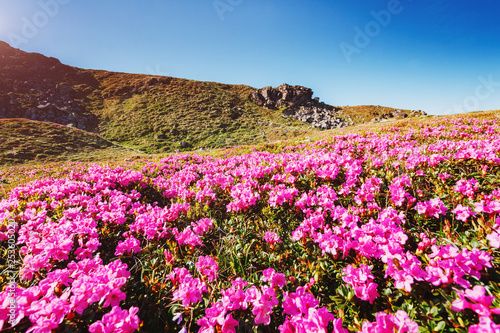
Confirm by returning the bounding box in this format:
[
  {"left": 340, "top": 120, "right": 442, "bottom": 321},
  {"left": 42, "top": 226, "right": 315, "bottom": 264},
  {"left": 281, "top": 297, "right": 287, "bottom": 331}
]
[
  {"left": 1, "top": 117, "right": 500, "bottom": 332},
  {"left": 451, "top": 285, "right": 500, "bottom": 332},
  {"left": 196, "top": 270, "right": 349, "bottom": 333},
  {"left": 416, "top": 198, "right": 448, "bottom": 218},
  {"left": 454, "top": 178, "right": 479, "bottom": 199},
  {"left": 281, "top": 286, "right": 346, "bottom": 333},
  {"left": 268, "top": 184, "right": 299, "bottom": 207},
  {"left": 358, "top": 310, "right": 419, "bottom": 333},
  {"left": 342, "top": 265, "right": 379, "bottom": 304},
  {"left": 389, "top": 174, "right": 415, "bottom": 207},
  {"left": 169, "top": 267, "right": 208, "bottom": 308},
  {"left": 197, "top": 271, "right": 284, "bottom": 332},
  {"left": 0, "top": 255, "right": 133, "bottom": 332},
  {"left": 115, "top": 235, "right": 141, "bottom": 256},
  {"left": 452, "top": 204, "right": 477, "bottom": 222},
  {"left": 425, "top": 245, "right": 492, "bottom": 288},
  {"left": 227, "top": 181, "right": 260, "bottom": 212},
  {"left": 196, "top": 256, "right": 219, "bottom": 282},
  {"left": 263, "top": 231, "right": 282, "bottom": 245},
  {"left": 89, "top": 306, "right": 140, "bottom": 333}
]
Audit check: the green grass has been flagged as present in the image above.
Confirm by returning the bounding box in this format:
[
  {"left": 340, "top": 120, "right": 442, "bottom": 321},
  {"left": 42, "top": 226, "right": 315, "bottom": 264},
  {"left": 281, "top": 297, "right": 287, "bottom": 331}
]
[
  {"left": 0, "top": 41, "right": 428, "bottom": 156},
  {"left": 0, "top": 118, "right": 140, "bottom": 165},
  {"left": 0, "top": 40, "right": 423, "bottom": 156},
  {"left": 85, "top": 70, "right": 320, "bottom": 153}
]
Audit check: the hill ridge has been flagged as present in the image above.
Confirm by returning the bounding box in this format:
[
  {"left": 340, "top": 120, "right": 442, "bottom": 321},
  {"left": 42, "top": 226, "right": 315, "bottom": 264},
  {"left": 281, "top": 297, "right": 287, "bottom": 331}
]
[{"left": 0, "top": 41, "right": 425, "bottom": 156}]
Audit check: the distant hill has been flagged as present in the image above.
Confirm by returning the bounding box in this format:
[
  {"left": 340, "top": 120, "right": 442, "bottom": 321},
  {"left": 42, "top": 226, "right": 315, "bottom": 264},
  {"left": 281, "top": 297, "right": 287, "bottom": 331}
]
[
  {"left": 0, "top": 41, "right": 426, "bottom": 156},
  {"left": 0, "top": 118, "right": 139, "bottom": 165}
]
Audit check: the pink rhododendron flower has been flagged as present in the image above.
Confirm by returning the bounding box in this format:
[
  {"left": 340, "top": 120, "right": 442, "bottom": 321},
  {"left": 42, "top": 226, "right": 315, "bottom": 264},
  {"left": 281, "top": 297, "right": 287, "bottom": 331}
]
[
  {"left": 230, "top": 277, "right": 248, "bottom": 289},
  {"left": 268, "top": 184, "right": 299, "bottom": 207},
  {"left": 282, "top": 286, "right": 319, "bottom": 316},
  {"left": 115, "top": 236, "right": 141, "bottom": 256},
  {"left": 416, "top": 198, "right": 448, "bottom": 218},
  {"left": 358, "top": 310, "right": 418, "bottom": 333},
  {"left": 88, "top": 306, "right": 140, "bottom": 333},
  {"left": 354, "top": 177, "right": 382, "bottom": 205},
  {"left": 222, "top": 287, "right": 248, "bottom": 311},
  {"left": 438, "top": 172, "right": 452, "bottom": 181},
  {"left": 239, "top": 284, "right": 279, "bottom": 326},
  {"left": 164, "top": 249, "right": 174, "bottom": 264},
  {"left": 196, "top": 256, "right": 219, "bottom": 282},
  {"left": 173, "top": 227, "right": 203, "bottom": 248},
  {"left": 342, "top": 265, "right": 379, "bottom": 304},
  {"left": 451, "top": 285, "right": 500, "bottom": 317},
  {"left": 487, "top": 230, "right": 500, "bottom": 248},
  {"left": 226, "top": 182, "right": 260, "bottom": 212},
  {"left": 468, "top": 316, "right": 500, "bottom": 333},
  {"left": 280, "top": 285, "right": 343, "bottom": 333},
  {"left": 263, "top": 231, "right": 282, "bottom": 245},
  {"left": 474, "top": 199, "right": 500, "bottom": 214},
  {"left": 426, "top": 245, "right": 492, "bottom": 288},
  {"left": 221, "top": 314, "right": 239, "bottom": 333},
  {"left": 452, "top": 204, "right": 477, "bottom": 222},
  {"left": 304, "top": 278, "right": 316, "bottom": 291},
  {"left": 417, "top": 232, "right": 436, "bottom": 253},
  {"left": 170, "top": 268, "right": 207, "bottom": 308},
  {"left": 261, "top": 268, "right": 287, "bottom": 288},
  {"left": 191, "top": 218, "right": 214, "bottom": 235},
  {"left": 454, "top": 178, "right": 479, "bottom": 199}
]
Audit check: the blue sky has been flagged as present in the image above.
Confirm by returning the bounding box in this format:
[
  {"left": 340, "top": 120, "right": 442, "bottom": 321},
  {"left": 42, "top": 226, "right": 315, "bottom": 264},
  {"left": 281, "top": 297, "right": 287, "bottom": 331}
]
[{"left": 1, "top": 0, "right": 499, "bottom": 115}]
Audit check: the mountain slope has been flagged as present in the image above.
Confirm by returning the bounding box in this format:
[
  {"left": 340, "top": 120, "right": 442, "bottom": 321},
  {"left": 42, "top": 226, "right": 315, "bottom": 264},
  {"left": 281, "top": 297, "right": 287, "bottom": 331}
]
[
  {"left": 86, "top": 70, "right": 322, "bottom": 153},
  {"left": 0, "top": 41, "right": 425, "bottom": 154},
  {"left": 0, "top": 118, "right": 139, "bottom": 165}
]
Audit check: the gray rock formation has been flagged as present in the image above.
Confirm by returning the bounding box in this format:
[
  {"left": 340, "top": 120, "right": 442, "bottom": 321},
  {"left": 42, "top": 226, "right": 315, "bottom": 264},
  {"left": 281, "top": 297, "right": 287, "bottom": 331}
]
[
  {"left": 0, "top": 41, "right": 99, "bottom": 131},
  {"left": 251, "top": 84, "right": 314, "bottom": 109},
  {"left": 0, "top": 95, "right": 95, "bottom": 130},
  {"left": 372, "top": 109, "right": 428, "bottom": 123},
  {"left": 409, "top": 109, "right": 427, "bottom": 117},
  {"left": 251, "top": 84, "right": 349, "bottom": 130}
]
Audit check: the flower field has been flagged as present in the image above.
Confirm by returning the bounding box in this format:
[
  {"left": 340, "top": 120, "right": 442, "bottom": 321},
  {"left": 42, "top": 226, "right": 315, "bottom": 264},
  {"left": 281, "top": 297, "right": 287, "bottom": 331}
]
[{"left": 1, "top": 115, "right": 500, "bottom": 332}]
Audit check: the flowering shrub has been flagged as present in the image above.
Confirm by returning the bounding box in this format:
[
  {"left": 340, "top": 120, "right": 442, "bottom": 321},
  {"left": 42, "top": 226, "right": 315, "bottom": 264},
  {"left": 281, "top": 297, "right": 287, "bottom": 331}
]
[
  {"left": 1, "top": 116, "right": 500, "bottom": 332},
  {"left": 342, "top": 265, "right": 379, "bottom": 304}
]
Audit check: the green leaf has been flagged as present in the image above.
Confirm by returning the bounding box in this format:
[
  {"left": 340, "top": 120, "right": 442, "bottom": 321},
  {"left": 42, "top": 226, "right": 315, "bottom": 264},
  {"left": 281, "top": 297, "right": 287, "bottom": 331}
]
[
  {"left": 430, "top": 307, "right": 439, "bottom": 316},
  {"left": 434, "top": 321, "right": 446, "bottom": 331},
  {"left": 383, "top": 288, "right": 393, "bottom": 296}
]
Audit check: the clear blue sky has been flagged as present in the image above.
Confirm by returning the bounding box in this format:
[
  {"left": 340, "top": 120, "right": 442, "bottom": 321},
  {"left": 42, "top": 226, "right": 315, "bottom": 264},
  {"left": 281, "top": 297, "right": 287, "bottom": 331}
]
[{"left": 1, "top": 0, "right": 499, "bottom": 115}]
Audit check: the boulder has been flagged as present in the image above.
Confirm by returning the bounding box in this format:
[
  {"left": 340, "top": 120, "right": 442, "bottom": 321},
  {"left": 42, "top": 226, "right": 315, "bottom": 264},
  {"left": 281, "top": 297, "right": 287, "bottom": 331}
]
[
  {"left": 250, "top": 84, "right": 347, "bottom": 130},
  {"left": 251, "top": 84, "right": 314, "bottom": 110},
  {"left": 56, "top": 84, "right": 73, "bottom": 96},
  {"left": 391, "top": 109, "right": 407, "bottom": 118},
  {"left": 410, "top": 110, "right": 428, "bottom": 117}
]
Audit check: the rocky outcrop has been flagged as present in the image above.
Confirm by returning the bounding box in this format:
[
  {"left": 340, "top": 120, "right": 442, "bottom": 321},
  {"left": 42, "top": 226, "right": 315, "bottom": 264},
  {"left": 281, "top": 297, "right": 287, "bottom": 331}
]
[
  {"left": 409, "top": 109, "right": 427, "bottom": 117},
  {"left": 371, "top": 109, "right": 428, "bottom": 123},
  {"left": 251, "top": 84, "right": 350, "bottom": 129},
  {"left": 0, "top": 41, "right": 99, "bottom": 131},
  {"left": 251, "top": 84, "right": 314, "bottom": 109},
  {"left": 0, "top": 41, "right": 431, "bottom": 155},
  {"left": 0, "top": 90, "right": 97, "bottom": 130}
]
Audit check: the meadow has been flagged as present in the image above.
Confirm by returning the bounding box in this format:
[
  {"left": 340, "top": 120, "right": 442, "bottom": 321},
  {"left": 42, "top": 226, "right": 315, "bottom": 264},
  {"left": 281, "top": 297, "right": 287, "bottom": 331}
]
[{"left": 1, "top": 113, "right": 500, "bottom": 332}]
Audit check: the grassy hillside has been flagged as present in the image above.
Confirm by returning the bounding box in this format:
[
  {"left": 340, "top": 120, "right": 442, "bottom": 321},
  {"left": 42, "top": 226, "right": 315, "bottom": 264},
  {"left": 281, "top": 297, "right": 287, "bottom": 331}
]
[
  {"left": 0, "top": 42, "right": 424, "bottom": 156},
  {"left": 0, "top": 118, "right": 138, "bottom": 165},
  {"left": 87, "top": 70, "right": 319, "bottom": 153}
]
